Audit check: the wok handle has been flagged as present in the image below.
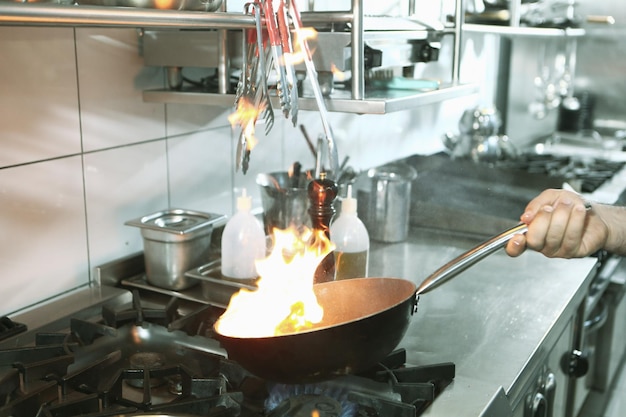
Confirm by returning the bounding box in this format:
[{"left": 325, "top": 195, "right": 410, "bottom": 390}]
[{"left": 415, "top": 222, "right": 528, "bottom": 295}]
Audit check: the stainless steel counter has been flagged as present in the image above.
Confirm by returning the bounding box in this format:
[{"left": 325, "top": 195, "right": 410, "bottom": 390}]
[{"left": 368, "top": 226, "right": 598, "bottom": 417}]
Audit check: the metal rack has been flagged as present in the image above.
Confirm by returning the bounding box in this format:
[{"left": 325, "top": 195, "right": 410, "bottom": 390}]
[{"left": 0, "top": 0, "right": 476, "bottom": 114}]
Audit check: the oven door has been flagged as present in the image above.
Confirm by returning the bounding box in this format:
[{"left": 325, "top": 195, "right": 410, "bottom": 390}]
[
  {"left": 577, "top": 256, "right": 626, "bottom": 417},
  {"left": 592, "top": 274, "right": 626, "bottom": 391},
  {"left": 571, "top": 295, "right": 609, "bottom": 416}
]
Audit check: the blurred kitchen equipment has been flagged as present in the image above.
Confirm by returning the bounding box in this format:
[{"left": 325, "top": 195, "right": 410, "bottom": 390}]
[
  {"left": 444, "top": 106, "right": 517, "bottom": 162},
  {"left": 557, "top": 91, "right": 595, "bottom": 133},
  {"left": 125, "top": 209, "right": 226, "bottom": 291},
  {"left": 356, "top": 162, "right": 417, "bottom": 243},
  {"left": 256, "top": 170, "right": 312, "bottom": 235},
  {"left": 214, "top": 222, "right": 527, "bottom": 383},
  {"left": 458, "top": 106, "right": 502, "bottom": 136},
  {"left": 299, "top": 124, "right": 318, "bottom": 160},
  {"left": 470, "top": 134, "right": 518, "bottom": 163}
]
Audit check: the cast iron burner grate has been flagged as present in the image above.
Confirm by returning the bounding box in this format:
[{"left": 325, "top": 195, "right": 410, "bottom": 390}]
[
  {"left": 497, "top": 153, "right": 626, "bottom": 193},
  {"left": 266, "top": 352, "right": 455, "bottom": 417},
  {"left": 0, "top": 292, "right": 454, "bottom": 417}
]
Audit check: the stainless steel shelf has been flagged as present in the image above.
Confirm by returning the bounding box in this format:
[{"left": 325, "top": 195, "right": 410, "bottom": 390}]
[
  {"left": 463, "top": 23, "right": 585, "bottom": 37},
  {"left": 1, "top": 1, "right": 473, "bottom": 114},
  {"left": 143, "top": 83, "right": 478, "bottom": 114},
  {"left": 0, "top": 3, "right": 255, "bottom": 28}
]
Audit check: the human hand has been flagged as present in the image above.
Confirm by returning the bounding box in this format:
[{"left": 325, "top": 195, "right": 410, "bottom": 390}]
[{"left": 505, "top": 188, "right": 608, "bottom": 258}]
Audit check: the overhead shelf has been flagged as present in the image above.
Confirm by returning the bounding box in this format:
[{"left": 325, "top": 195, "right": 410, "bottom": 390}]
[
  {"left": 0, "top": 3, "right": 254, "bottom": 28},
  {"left": 463, "top": 23, "right": 585, "bottom": 37},
  {"left": 0, "top": 1, "right": 473, "bottom": 115},
  {"left": 143, "top": 83, "right": 478, "bottom": 114}
]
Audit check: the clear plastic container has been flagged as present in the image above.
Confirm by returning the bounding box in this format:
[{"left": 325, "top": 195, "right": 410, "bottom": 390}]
[
  {"left": 221, "top": 189, "right": 266, "bottom": 282},
  {"left": 330, "top": 185, "right": 370, "bottom": 280}
]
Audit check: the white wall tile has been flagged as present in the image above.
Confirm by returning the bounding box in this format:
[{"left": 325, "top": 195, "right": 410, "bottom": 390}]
[
  {"left": 166, "top": 103, "right": 231, "bottom": 136},
  {"left": 0, "top": 28, "right": 81, "bottom": 167},
  {"left": 76, "top": 28, "right": 166, "bottom": 151},
  {"left": 83, "top": 142, "right": 169, "bottom": 271},
  {"left": 232, "top": 118, "right": 285, "bottom": 213},
  {"left": 0, "top": 8, "right": 495, "bottom": 316},
  {"left": 167, "top": 127, "right": 233, "bottom": 215},
  {"left": 0, "top": 157, "right": 88, "bottom": 316}
]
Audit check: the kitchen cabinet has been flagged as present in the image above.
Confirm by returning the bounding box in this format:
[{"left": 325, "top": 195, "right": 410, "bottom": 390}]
[{"left": 0, "top": 0, "right": 477, "bottom": 115}]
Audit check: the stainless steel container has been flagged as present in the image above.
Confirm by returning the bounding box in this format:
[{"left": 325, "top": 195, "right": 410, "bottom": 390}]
[
  {"left": 185, "top": 260, "right": 257, "bottom": 308},
  {"left": 125, "top": 209, "right": 226, "bottom": 291},
  {"left": 256, "top": 171, "right": 312, "bottom": 235},
  {"left": 357, "top": 163, "right": 417, "bottom": 243}
]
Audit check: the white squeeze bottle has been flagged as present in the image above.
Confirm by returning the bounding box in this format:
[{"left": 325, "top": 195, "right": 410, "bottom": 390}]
[
  {"left": 330, "top": 185, "right": 370, "bottom": 280},
  {"left": 221, "top": 189, "right": 266, "bottom": 282}
]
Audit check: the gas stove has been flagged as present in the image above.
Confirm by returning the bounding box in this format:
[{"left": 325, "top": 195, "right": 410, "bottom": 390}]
[
  {"left": 496, "top": 152, "right": 626, "bottom": 194},
  {"left": 0, "top": 284, "right": 454, "bottom": 417}
]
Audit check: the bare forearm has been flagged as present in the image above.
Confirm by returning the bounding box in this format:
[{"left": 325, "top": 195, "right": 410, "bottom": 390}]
[{"left": 592, "top": 203, "right": 626, "bottom": 256}]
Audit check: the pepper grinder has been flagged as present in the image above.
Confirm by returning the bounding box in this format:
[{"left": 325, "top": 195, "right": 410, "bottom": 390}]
[{"left": 308, "top": 172, "right": 338, "bottom": 284}]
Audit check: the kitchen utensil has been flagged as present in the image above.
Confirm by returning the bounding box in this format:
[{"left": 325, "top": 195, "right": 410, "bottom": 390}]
[
  {"left": 214, "top": 222, "right": 528, "bottom": 383},
  {"left": 458, "top": 106, "right": 502, "bottom": 137},
  {"left": 125, "top": 209, "right": 226, "bottom": 291},
  {"left": 263, "top": 0, "right": 291, "bottom": 119},
  {"left": 288, "top": 0, "right": 339, "bottom": 178},
  {"left": 470, "top": 134, "right": 518, "bottom": 163},
  {"left": 234, "top": 0, "right": 272, "bottom": 173},
  {"left": 276, "top": 0, "right": 299, "bottom": 125},
  {"left": 357, "top": 162, "right": 417, "bottom": 243}
]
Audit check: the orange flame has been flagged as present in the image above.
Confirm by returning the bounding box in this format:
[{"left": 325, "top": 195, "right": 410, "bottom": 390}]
[
  {"left": 330, "top": 63, "right": 346, "bottom": 82},
  {"left": 229, "top": 97, "right": 267, "bottom": 151},
  {"left": 215, "top": 226, "right": 335, "bottom": 338},
  {"left": 153, "top": 0, "right": 175, "bottom": 9},
  {"left": 285, "top": 26, "right": 318, "bottom": 66}
]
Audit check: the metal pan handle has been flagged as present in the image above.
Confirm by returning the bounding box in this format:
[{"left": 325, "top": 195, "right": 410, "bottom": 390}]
[{"left": 415, "top": 222, "right": 528, "bottom": 295}]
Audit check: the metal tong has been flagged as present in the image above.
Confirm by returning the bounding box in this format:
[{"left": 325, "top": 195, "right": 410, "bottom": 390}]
[
  {"left": 234, "top": 1, "right": 273, "bottom": 173},
  {"left": 263, "top": 0, "right": 298, "bottom": 125},
  {"left": 287, "top": 0, "right": 338, "bottom": 178},
  {"left": 232, "top": 0, "right": 302, "bottom": 173}
]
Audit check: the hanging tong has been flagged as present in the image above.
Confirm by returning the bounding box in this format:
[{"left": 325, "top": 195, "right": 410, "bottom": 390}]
[
  {"left": 263, "top": 0, "right": 291, "bottom": 120},
  {"left": 276, "top": 0, "right": 298, "bottom": 126},
  {"left": 287, "top": 0, "right": 339, "bottom": 177},
  {"left": 250, "top": 1, "right": 274, "bottom": 135},
  {"left": 235, "top": 1, "right": 274, "bottom": 173}
]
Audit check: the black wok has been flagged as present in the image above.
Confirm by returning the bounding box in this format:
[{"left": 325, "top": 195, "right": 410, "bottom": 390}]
[{"left": 214, "top": 223, "right": 527, "bottom": 383}]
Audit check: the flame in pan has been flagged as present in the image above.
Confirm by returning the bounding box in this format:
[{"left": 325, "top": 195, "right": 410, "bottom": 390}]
[{"left": 215, "top": 226, "right": 335, "bottom": 338}]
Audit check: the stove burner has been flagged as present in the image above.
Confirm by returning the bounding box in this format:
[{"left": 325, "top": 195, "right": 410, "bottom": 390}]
[
  {"left": 0, "top": 292, "right": 455, "bottom": 417},
  {"left": 127, "top": 352, "right": 167, "bottom": 388},
  {"left": 497, "top": 153, "right": 626, "bottom": 193},
  {"left": 269, "top": 394, "right": 344, "bottom": 417}
]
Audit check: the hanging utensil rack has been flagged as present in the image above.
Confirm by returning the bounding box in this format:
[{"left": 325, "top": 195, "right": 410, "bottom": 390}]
[{"left": 0, "top": 0, "right": 476, "bottom": 115}]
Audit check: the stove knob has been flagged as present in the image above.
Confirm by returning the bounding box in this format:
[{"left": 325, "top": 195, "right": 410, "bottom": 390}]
[{"left": 560, "top": 349, "right": 589, "bottom": 378}]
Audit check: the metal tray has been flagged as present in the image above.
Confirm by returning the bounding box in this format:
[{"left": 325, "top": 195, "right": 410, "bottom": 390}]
[{"left": 185, "top": 261, "right": 257, "bottom": 307}]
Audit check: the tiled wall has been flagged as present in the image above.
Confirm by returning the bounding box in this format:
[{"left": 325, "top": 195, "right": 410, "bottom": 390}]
[{"left": 0, "top": 22, "right": 490, "bottom": 316}]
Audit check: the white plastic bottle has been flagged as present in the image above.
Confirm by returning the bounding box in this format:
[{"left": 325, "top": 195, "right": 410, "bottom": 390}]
[
  {"left": 221, "top": 189, "right": 266, "bottom": 282},
  {"left": 330, "top": 185, "right": 370, "bottom": 280}
]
